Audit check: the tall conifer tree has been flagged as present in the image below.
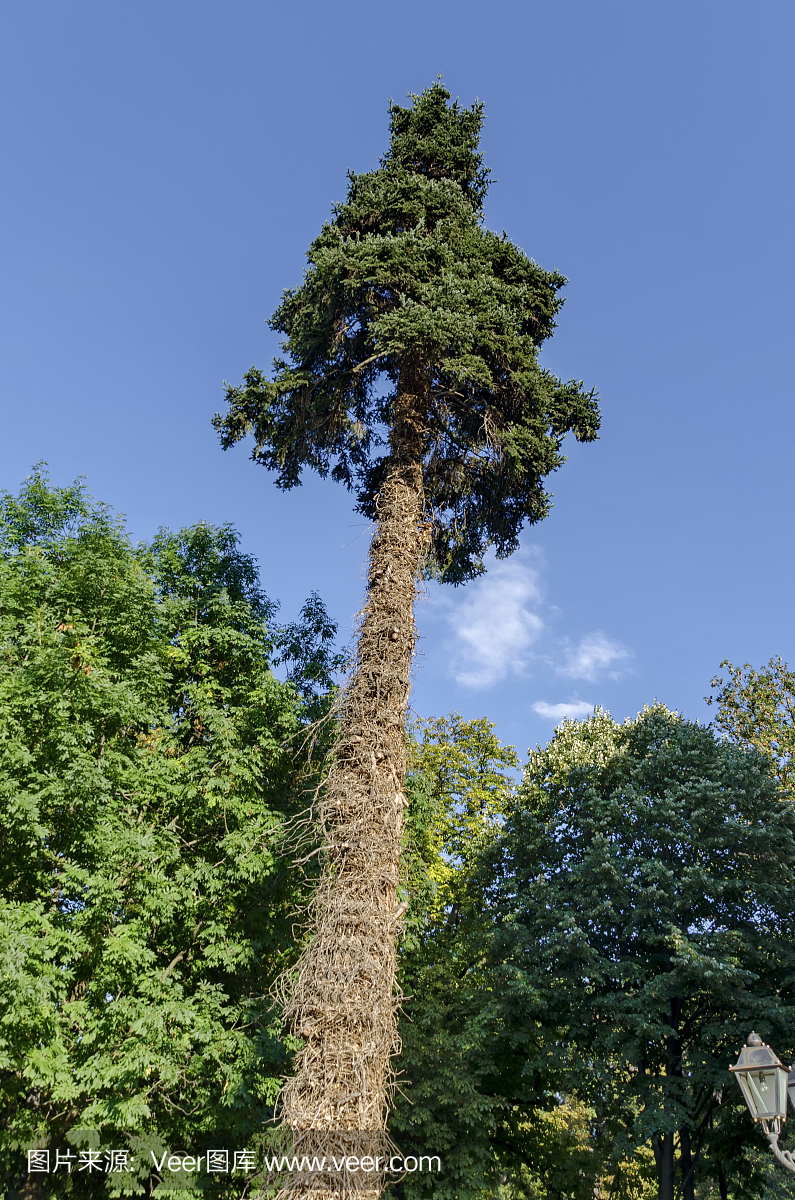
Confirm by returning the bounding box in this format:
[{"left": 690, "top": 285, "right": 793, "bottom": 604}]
[{"left": 215, "top": 82, "right": 600, "bottom": 1197}]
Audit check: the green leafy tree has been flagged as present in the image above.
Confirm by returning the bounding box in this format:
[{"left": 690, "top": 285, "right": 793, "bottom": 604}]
[
  {"left": 394, "top": 716, "right": 520, "bottom": 1200},
  {"left": 0, "top": 468, "right": 339, "bottom": 1199},
  {"left": 708, "top": 658, "right": 795, "bottom": 789},
  {"left": 706, "top": 658, "right": 795, "bottom": 1198},
  {"left": 489, "top": 706, "right": 795, "bottom": 1200},
  {"left": 213, "top": 81, "right": 599, "bottom": 1186},
  {"left": 395, "top": 715, "right": 654, "bottom": 1200}
]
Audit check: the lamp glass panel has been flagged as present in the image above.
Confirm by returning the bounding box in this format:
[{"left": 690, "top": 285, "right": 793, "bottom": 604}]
[
  {"left": 739, "top": 1066, "right": 787, "bottom": 1120},
  {"left": 777, "top": 1065, "right": 788, "bottom": 1118}
]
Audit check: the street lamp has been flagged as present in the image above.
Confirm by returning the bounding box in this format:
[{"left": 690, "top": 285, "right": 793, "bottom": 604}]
[{"left": 731, "top": 1033, "right": 795, "bottom": 1172}]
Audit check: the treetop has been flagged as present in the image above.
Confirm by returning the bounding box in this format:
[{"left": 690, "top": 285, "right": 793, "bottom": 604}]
[
  {"left": 215, "top": 82, "right": 600, "bottom": 583},
  {"left": 381, "top": 81, "right": 490, "bottom": 209}
]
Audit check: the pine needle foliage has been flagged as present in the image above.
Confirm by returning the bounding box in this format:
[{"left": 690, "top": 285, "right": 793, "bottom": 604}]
[{"left": 214, "top": 82, "right": 599, "bottom": 584}]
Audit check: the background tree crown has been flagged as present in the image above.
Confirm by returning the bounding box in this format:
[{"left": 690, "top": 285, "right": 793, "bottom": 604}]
[
  {"left": 0, "top": 468, "right": 343, "bottom": 1194},
  {"left": 491, "top": 704, "right": 795, "bottom": 1193},
  {"left": 215, "top": 82, "right": 600, "bottom": 583}
]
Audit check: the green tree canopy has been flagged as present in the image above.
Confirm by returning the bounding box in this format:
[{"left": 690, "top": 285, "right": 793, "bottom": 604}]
[
  {"left": 489, "top": 706, "right": 795, "bottom": 1200},
  {"left": 214, "top": 82, "right": 599, "bottom": 584},
  {"left": 394, "top": 715, "right": 654, "bottom": 1200},
  {"left": 0, "top": 468, "right": 339, "bottom": 1198},
  {"left": 394, "top": 716, "right": 520, "bottom": 1200},
  {"left": 708, "top": 657, "right": 795, "bottom": 791}
]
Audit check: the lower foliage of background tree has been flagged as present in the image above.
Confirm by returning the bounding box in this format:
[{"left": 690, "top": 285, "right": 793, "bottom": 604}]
[
  {"left": 393, "top": 715, "right": 523, "bottom": 1200},
  {"left": 0, "top": 468, "right": 340, "bottom": 1199},
  {"left": 488, "top": 705, "right": 795, "bottom": 1200},
  {"left": 393, "top": 715, "right": 656, "bottom": 1200},
  {"left": 706, "top": 658, "right": 795, "bottom": 1199}
]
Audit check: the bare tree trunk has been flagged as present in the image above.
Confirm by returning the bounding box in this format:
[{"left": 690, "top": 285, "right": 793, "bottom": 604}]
[
  {"left": 652, "top": 1133, "right": 675, "bottom": 1200},
  {"left": 679, "top": 1127, "right": 696, "bottom": 1200},
  {"left": 18, "top": 1171, "right": 45, "bottom": 1200},
  {"left": 717, "top": 1161, "right": 728, "bottom": 1200},
  {"left": 275, "top": 363, "right": 428, "bottom": 1198}
]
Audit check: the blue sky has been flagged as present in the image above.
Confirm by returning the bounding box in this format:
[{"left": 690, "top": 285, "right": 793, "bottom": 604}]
[{"left": 2, "top": 0, "right": 793, "bottom": 756}]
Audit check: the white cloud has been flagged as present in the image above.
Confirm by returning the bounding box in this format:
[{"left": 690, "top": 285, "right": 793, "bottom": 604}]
[
  {"left": 559, "top": 631, "right": 632, "bottom": 682},
  {"left": 428, "top": 549, "right": 634, "bottom": 691},
  {"left": 447, "top": 553, "right": 545, "bottom": 688},
  {"left": 532, "top": 700, "right": 594, "bottom": 722}
]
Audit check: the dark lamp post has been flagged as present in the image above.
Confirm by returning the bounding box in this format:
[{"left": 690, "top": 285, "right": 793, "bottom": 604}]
[{"left": 731, "top": 1033, "right": 795, "bottom": 1173}]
